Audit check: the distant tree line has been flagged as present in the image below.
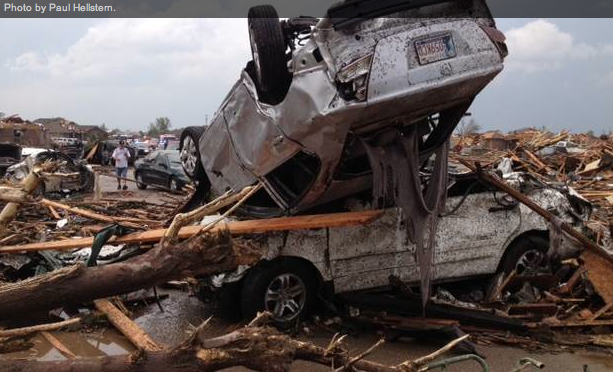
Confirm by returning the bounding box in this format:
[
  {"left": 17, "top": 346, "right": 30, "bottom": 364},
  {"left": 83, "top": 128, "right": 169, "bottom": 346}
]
[{"left": 147, "top": 117, "right": 172, "bottom": 137}]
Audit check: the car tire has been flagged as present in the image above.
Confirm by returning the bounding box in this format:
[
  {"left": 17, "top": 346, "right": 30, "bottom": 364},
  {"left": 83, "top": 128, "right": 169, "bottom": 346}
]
[
  {"left": 501, "top": 235, "right": 551, "bottom": 276},
  {"left": 247, "top": 5, "right": 291, "bottom": 104},
  {"left": 240, "top": 258, "right": 318, "bottom": 326},
  {"left": 135, "top": 172, "right": 147, "bottom": 190},
  {"left": 179, "top": 126, "right": 206, "bottom": 180}
]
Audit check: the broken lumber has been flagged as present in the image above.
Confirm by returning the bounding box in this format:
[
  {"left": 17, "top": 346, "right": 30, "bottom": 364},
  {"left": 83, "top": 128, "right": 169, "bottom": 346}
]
[
  {"left": 0, "top": 186, "right": 35, "bottom": 204},
  {"left": 0, "top": 317, "right": 81, "bottom": 338},
  {"left": 94, "top": 298, "right": 161, "bottom": 351},
  {"left": 40, "top": 199, "right": 147, "bottom": 228},
  {"left": 41, "top": 331, "right": 76, "bottom": 359},
  {"left": 581, "top": 250, "right": 613, "bottom": 305},
  {"left": 0, "top": 209, "right": 383, "bottom": 253},
  {"left": 0, "top": 231, "right": 260, "bottom": 319},
  {"left": 0, "top": 162, "right": 58, "bottom": 237},
  {"left": 459, "top": 159, "right": 613, "bottom": 264},
  {"left": 0, "top": 320, "right": 467, "bottom": 372}
]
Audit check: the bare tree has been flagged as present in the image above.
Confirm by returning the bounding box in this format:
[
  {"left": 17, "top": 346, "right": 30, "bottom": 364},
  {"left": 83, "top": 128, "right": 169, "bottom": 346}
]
[{"left": 455, "top": 118, "right": 481, "bottom": 136}]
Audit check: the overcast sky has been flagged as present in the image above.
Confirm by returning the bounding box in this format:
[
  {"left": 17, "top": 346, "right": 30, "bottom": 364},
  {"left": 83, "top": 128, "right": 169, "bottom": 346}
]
[{"left": 1, "top": 18, "right": 612, "bottom": 134}]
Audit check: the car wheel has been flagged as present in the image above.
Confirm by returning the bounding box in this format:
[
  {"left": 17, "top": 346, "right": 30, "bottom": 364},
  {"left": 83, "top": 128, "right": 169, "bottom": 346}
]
[
  {"left": 179, "top": 126, "right": 205, "bottom": 180},
  {"left": 241, "top": 258, "right": 318, "bottom": 326},
  {"left": 501, "top": 235, "right": 551, "bottom": 276},
  {"left": 135, "top": 172, "right": 147, "bottom": 190},
  {"left": 247, "top": 5, "right": 291, "bottom": 104},
  {"left": 169, "top": 177, "right": 180, "bottom": 192}
]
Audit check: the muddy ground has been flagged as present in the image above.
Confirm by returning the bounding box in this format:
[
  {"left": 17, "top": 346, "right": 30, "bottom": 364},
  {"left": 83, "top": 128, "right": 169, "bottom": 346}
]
[{"left": 1, "top": 166, "right": 612, "bottom": 371}]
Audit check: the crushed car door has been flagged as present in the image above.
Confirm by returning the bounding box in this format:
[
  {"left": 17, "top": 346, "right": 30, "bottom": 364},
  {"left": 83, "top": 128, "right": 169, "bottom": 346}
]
[
  {"left": 327, "top": 209, "right": 416, "bottom": 293},
  {"left": 430, "top": 177, "right": 521, "bottom": 281},
  {"left": 222, "top": 81, "right": 302, "bottom": 178}
]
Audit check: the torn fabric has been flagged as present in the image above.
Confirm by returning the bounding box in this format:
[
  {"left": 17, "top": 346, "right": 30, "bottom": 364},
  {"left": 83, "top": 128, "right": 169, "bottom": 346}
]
[{"left": 363, "top": 126, "right": 449, "bottom": 312}]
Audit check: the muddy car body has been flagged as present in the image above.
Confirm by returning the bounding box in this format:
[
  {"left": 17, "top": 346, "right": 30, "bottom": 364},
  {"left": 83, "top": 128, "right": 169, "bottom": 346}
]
[
  {"left": 204, "top": 172, "right": 589, "bottom": 323},
  {"left": 181, "top": 0, "right": 507, "bottom": 217}
]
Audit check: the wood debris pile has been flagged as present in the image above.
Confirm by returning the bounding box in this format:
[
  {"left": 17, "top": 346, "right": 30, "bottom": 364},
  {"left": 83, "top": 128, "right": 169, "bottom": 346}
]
[{"left": 452, "top": 129, "right": 613, "bottom": 249}]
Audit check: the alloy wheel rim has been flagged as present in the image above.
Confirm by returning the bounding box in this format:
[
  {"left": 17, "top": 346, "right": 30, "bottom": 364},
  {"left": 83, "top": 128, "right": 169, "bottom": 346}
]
[
  {"left": 264, "top": 273, "right": 306, "bottom": 322},
  {"left": 180, "top": 136, "right": 198, "bottom": 175},
  {"left": 515, "top": 249, "right": 549, "bottom": 275}
]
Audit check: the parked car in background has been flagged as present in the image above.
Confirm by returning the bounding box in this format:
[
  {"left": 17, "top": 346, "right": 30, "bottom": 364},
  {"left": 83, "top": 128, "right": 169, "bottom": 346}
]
[
  {"left": 134, "top": 141, "right": 152, "bottom": 157},
  {"left": 164, "top": 140, "right": 180, "bottom": 151},
  {"left": 134, "top": 150, "right": 190, "bottom": 191},
  {"left": 180, "top": 0, "right": 508, "bottom": 218}
]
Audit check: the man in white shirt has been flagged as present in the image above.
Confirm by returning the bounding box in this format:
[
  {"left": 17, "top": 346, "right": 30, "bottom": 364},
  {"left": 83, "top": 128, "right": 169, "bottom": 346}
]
[{"left": 112, "top": 140, "right": 131, "bottom": 190}]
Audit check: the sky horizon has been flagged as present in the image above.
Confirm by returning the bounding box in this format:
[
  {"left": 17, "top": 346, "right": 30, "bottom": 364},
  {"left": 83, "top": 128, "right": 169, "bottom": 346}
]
[{"left": 1, "top": 18, "right": 612, "bottom": 134}]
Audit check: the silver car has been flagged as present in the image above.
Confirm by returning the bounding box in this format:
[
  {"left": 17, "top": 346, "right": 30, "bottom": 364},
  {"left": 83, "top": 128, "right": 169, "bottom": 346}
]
[
  {"left": 180, "top": 0, "right": 508, "bottom": 217},
  {"left": 202, "top": 172, "right": 590, "bottom": 324}
]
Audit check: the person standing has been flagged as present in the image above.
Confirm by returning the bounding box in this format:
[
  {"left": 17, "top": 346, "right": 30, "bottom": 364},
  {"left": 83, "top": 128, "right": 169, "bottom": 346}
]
[{"left": 112, "top": 140, "right": 131, "bottom": 190}]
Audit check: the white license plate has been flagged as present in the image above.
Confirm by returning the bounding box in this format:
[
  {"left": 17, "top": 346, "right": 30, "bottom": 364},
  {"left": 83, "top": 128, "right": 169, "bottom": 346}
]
[{"left": 415, "top": 34, "right": 456, "bottom": 65}]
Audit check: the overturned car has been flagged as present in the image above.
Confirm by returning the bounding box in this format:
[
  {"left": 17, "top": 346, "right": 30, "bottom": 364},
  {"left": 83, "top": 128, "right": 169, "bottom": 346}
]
[
  {"left": 180, "top": 0, "right": 508, "bottom": 217},
  {"left": 5, "top": 150, "right": 94, "bottom": 195}
]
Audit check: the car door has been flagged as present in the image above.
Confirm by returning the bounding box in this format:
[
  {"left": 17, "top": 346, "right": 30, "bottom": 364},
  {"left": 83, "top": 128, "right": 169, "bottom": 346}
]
[
  {"left": 150, "top": 153, "right": 170, "bottom": 187},
  {"left": 138, "top": 152, "right": 156, "bottom": 184},
  {"left": 431, "top": 179, "right": 522, "bottom": 281}
]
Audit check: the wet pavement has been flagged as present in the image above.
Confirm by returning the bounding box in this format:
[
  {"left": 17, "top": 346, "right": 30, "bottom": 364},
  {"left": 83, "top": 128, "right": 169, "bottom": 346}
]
[{"left": 2, "top": 288, "right": 612, "bottom": 371}]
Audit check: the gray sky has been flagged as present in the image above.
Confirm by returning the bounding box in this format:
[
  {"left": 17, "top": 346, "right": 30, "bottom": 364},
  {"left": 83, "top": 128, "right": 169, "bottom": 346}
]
[{"left": 1, "top": 18, "right": 612, "bottom": 134}]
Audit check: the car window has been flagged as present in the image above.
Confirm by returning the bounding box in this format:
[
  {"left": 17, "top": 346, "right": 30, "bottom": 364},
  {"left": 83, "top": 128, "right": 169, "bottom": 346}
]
[{"left": 156, "top": 154, "right": 168, "bottom": 167}]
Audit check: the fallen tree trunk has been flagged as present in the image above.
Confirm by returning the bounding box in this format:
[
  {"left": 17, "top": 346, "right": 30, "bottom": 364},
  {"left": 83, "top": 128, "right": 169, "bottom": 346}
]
[
  {"left": 0, "top": 323, "right": 467, "bottom": 372},
  {"left": 0, "top": 231, "right": 260, "bottom": 319}
]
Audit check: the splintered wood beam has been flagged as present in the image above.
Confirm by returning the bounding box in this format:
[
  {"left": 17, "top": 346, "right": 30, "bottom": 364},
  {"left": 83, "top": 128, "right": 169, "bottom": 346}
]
[
  {"left": 0, "top": 209, "right": 383, "bottom": 253},
  {"left": 94, "top": 299, "right": 161, "bottom": 351}
]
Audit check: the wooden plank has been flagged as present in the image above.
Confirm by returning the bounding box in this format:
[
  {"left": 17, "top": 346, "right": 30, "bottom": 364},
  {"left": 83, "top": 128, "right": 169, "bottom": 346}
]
[
  {"left": 41, "top": 199, "right": 146, "bottom": 228},
  {"left": 47, "top": 206, "right": 61, "bottom": 220},
  {"left": 94, "top": 299, "right": 161, "bottom": 351},
  {"left": 533, "top": 319, "right": 613, "bottom": 328},
  {"left": 0, "top": 317, "right": 81, "bottom": 338},
  {"left": 0, "top": 210, "right": 384, "bottom": 253},
  {"left": 582, "top": 250, "right": 613, "bottom": 305},
  {"left": 589, "top": 303, "right": 613, "bottom": 322},
  {"left": 41, "top": 331, "right": 77, "bottom": 359}
]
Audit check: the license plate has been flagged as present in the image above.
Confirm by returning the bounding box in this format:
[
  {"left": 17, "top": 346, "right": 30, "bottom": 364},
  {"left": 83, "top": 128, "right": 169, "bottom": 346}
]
[{"left": 415, "top": 34, "right": 456, "bottom": 65}]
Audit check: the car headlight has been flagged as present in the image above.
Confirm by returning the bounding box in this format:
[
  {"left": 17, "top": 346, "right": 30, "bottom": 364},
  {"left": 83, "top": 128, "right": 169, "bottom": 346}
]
[{"left": 337, "top": 54, "right": 373, "bottom": 101}]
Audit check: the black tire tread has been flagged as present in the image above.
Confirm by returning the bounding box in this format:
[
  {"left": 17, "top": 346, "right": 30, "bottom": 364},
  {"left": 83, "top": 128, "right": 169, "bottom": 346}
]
[
  {"left": 247, "top": 5, "right": 290, "bottom": 104},
  {"left": 501, "top": 235, "right": 549, "bottom": 275},
  {"left": 135, "top": 172, "right": 147, "bottom": 190}
]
